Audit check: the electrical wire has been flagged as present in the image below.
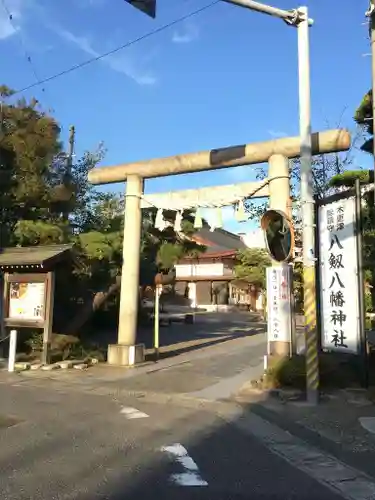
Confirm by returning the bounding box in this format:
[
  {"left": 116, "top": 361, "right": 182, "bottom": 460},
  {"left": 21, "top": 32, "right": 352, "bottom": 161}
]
[
  {"left": 1, "top": 0, "right": 42, "bottom": 84},
  {"left": 0, "top": 333, "right": 10, "bottom": 343},
  {"left": 13, "top": 0, "right": 220, "bottom": 96},
  {"left": 1, "top": 0, "right": 54, "bottom": 110}
]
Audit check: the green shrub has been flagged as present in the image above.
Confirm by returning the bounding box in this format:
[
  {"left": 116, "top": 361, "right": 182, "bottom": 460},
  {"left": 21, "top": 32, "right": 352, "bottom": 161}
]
[
  {"left": 25, "top": 332, "right": 81, "bottom": 361},
  {"left": 25, "top": 332, "right": 43, "bottom": 353},
  {"left": 265, "top": 356, "right": 305, "bottom": 389},
  {"left": 365, "top": 292, "right": 372, "bottom": 313},
  {"left": 264, "top": 353, "right": 363, "bottom": 390}
]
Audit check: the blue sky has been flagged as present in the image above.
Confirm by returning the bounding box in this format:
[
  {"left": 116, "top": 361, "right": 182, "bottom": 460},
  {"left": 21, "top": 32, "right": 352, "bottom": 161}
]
[{"left": 0, "top": 0, "right": 372, "bottom": 232}]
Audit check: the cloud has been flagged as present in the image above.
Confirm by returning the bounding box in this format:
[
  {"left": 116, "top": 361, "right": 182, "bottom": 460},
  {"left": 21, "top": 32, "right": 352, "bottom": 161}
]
[
  {"left": 0, "top": 0, "right": 22, "bottom": 40},
  {"left": 56, "top": 28, "right": 95, "bottom": 55},
  {"left": 220, "top": 165, "right": 260, "bottom": 183},
  {"left": 78, "top": 0, "right": 106, "bottom": 7},
  {"left": 53, "top": 26, "right": 158, "bottom": 86},
  {"left": 268, "top": 129, "right": 287, "bottom": 139},
  {"left": 172, "top": 22, "right": 199, "bottom": 44},
  {"left": 201, "top": 206, "right": 235, "bottom": 226},
  {"left": 106, "top": 52, "right": 157, "bottom": 86}
]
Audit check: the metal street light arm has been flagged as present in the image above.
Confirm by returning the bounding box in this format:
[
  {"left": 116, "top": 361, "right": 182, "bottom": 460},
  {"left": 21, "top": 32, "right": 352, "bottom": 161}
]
[{"left": 222, "top": 0, "right": 313, "bottom": 26}]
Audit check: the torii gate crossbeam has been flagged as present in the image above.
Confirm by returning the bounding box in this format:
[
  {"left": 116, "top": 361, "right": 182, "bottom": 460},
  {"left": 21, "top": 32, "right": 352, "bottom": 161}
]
[{"left": 88, "top": 129, "right": 350, "bottom": 185}]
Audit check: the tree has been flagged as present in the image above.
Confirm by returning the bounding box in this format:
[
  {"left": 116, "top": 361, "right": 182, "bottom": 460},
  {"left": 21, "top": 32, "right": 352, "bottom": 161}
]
[
  {"left": 0, "top": 85, "right": 108, "bottom": 245},
  {"left": 0, "top": 84, "right": 207, "bottom": 334},
  {"left": 355, "top": 90, "right": 373, "bottom": 154},
  {"left": 354, "top": 89, "right": 375, "bottom": 313},
  {"left": 0, "top": 85, "right": 65, "bottom": 246},
  {"left": 64, "top": 201, "right": 206, "bottom": 333},
  {"left": 234, "top": 248, "right": 271, "bottom": 288}
]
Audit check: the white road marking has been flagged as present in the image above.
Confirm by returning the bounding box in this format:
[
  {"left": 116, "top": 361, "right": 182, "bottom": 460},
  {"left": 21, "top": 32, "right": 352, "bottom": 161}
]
[
  {"left": 359, "top": 416, "right": 375, "bottom": 434},
  {"left": 120, "top": 407, "right": 149, "bottom": 419},
  {"left": 161, "top": 443, "right": 208, "bottom": 486}
]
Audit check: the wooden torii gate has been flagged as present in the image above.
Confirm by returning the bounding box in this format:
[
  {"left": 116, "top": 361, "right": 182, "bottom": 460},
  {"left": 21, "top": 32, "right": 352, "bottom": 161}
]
[{"left": 88, "top": 129, "right": 351, "bottom": 366}]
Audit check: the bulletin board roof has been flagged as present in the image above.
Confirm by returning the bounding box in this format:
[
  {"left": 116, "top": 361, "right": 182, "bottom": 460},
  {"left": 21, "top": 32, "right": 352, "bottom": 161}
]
[{"left": 0, "top": 244, "right": 73, "bottom": 270}]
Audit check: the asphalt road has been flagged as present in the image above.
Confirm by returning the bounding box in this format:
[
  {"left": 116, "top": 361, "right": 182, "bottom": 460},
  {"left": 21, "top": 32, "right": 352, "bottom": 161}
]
[
  {"left": 0, "top": 381, "right": 344, "bottom": 500},
  {"left": 0, "top": 311, "right": 369, "bottom": 499}
]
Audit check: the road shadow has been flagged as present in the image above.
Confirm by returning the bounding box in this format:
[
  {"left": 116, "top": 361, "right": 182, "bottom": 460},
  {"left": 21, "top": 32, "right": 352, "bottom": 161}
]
[
  {"left": 84, "top": 311, "right": 266, "bottom": 362},
  {"left": 1, "top": 346, "right": 373, "bottom": 498},
  {"left": 63, "top": 398, "right": 344, "bottom": 500},
  {"left": 235, "top": 350, "right": 375, "bottom": 477},
  {"left": 144, "top": 330, "right": 264, "bottom": 361},
  {"left": 95, "top": 352, "right": 375, "bottom": 499},
  {"left": 142, "top": 312, "right": 266, "bottom": 360}
]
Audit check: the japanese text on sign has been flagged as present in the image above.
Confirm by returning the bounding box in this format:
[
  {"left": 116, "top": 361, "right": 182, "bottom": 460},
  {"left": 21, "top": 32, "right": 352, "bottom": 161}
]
[
  {"left": 8, "top": 282, "right": 45, "bottom": 322},
  {"left": 319, "top": 197, "right": 359, "bottom": 354},
  {"left": 266, "top": 265, "right": 292, "bottom": 343}
]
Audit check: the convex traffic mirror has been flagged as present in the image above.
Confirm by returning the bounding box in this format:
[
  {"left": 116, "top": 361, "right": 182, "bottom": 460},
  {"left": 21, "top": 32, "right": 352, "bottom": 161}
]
[{"left": 260, "top": 209, "right": 294, "bottom": 262}]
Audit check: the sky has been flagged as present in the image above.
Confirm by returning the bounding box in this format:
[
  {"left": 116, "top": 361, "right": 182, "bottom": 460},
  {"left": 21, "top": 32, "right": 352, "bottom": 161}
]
[{"left": 0, "top": 0, "right": 372, "bottom": 233}]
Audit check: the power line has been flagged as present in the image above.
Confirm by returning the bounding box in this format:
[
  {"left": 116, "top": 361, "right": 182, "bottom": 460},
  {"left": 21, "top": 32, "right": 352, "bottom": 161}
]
[
  {"left": 14, "top": 0, "right": 220, "bottom": 96},
  {"left": 1, "top": 0, "right": 41, "bottom": 83},
  {"left": 1, "top": 0, "right": 54, "bottom": 110}
]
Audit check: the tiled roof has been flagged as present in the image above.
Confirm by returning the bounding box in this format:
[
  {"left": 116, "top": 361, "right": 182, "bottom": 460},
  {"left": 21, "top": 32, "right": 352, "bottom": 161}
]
[{"left": 192, "top": 227, "right": 246, "bottom": 254}]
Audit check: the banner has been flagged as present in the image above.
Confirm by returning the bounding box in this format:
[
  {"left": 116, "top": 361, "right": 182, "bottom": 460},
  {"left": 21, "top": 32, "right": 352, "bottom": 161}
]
[
  {"left": 318, "top": 196, "right": 360, "bottom": 354},
  {"left": 266, "top": 265, "right": 292, "bottom": 343}
]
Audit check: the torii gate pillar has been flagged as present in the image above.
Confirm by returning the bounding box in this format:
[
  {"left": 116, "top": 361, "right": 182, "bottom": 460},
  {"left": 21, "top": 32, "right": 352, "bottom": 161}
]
[
  {"left": 107, "top": 175, "right": 145, "bottom": 366},
  {"left": 89, "top": 129, "right": 351, "bottom": 366}
]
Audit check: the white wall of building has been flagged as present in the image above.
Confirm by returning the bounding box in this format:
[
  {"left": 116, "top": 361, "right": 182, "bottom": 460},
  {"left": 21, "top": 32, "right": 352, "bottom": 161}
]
[
  {"left": 175, "top": 263, "right": 224, "bottom": 278},
  {"left": 238, "top": 229, "right": 266, "bottom": 249}
]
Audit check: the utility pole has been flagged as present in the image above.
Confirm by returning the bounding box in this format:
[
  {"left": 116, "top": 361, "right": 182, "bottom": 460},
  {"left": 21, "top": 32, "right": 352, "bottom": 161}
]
[
  {"left": 120, "top": 1, "right": 322, "bottom": 387},
  {"left": 0, "top": 100, "right": 3, "bottom": 251},
  {"left": 297, "top": 7, "right": 318, "bottom": 405},
  {"left": 223, "top": 1, "right": 318, "bottom": 405},
  {"left": 0, "top": 100, "right": 4, "bottom": 355},
  {"left": 61, "top": 125, "right": 75, "bottom": 222},
  {"left": 217, "top": 3, "right": 318, "bottom": 405},
  {"left": 366, "top": 2, "right": 375, "bottom": 182},
  {"left": 66, "top": 125, "right": 75, "bottom": 177},
  {"left": 372, "top": 10, "right": 375, "bottom": 175}
]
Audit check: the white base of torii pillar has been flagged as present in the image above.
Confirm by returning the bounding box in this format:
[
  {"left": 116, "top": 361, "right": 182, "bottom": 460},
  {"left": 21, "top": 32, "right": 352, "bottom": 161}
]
[{"left": 88, "top": 129, "right": 351, "bottom": 366}]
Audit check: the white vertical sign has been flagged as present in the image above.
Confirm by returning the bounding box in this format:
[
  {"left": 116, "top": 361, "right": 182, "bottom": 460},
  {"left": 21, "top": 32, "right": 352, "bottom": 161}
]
[
  {"left": 319, "top": 196, "right": 360, "bottom": 354},
  {"left": 266, "top": 265, "right": 292, "bottom": 343}
]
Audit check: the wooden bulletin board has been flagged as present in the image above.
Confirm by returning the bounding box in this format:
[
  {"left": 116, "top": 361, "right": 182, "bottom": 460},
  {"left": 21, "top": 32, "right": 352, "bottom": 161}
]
[{"left": 2, "top": 272, "right": 55, "bottom": 364}]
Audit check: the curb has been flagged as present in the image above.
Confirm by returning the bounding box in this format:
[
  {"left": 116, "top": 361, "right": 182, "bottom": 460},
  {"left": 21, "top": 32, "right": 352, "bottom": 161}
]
[{"left": 13, "top": 358, "right": 99, "bottom": 373}]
